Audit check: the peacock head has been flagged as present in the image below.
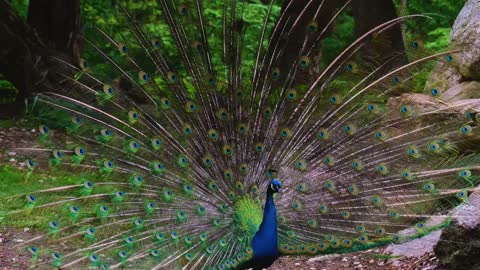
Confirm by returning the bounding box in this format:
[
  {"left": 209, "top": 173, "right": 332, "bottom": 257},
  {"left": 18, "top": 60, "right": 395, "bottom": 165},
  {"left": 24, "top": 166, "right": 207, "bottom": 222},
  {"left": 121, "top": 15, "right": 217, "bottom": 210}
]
[{"left": 268, "top": 179, "right": 283, "bottom": 194}]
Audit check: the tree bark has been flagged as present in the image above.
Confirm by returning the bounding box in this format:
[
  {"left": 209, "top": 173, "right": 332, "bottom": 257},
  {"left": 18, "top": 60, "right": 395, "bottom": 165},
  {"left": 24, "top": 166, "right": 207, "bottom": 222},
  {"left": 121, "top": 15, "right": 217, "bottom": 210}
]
[
  {"left": 274, "top": 0, "right": 347, "bottom": 73},
  {"left": 0, "top": 0, "right": 43, "bottom": 117},
  {"left": 271, "top": 0, "right": 404, "bottom": 80},
  {"left": 352, "top": 0, "right": 405, "bottom": 61},
  {"left": 0, "top": 0, "right": 80, "bottom": 118},
  {"left": 27, "top": 0, "right": 82, "bottom": 58}
]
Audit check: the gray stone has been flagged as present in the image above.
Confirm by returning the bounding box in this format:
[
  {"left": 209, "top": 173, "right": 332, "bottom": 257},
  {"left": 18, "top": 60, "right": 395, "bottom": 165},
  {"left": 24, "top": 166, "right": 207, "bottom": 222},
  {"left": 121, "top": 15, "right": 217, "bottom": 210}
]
[
  {"left": 441, "top": 81, "right": 480, "bottom": 102},
  {"left": 450, "top": 0, "right": 480, "bottom": 80},
  {"left": 387, "top": 93, "right": 480, "bottom": 121},
  {"left": 386, "top": 230, "right": 442, "bottom": 258},
  {"left": 307, "top": 254, "right": 340, "bottom": 263},
  {"left": 434, "top": 190, "right": 480, "bottom": 270},
  {"left": 425, "top": 0, "right": 480, "bottom": 91}
]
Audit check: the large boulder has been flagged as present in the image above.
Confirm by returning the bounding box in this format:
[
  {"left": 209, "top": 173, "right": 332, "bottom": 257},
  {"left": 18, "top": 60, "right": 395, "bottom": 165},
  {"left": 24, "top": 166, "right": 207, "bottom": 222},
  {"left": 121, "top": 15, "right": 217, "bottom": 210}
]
[
  {"left": 426, "top": 0, "right": 480, "bottom": 92},
  {"left": 450, "top": 0, "right": 480, "bottom": 81},
  {"left": 434, "top": 190, "right": 480, "bottom": 269},
  {"left": 441, "top": 81, "right": 480, "bottom": 102}
]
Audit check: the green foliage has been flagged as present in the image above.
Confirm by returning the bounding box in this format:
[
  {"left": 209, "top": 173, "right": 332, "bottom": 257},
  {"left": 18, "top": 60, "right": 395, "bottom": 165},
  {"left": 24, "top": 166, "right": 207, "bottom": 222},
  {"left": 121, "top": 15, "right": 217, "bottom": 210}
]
[
  {"left": 0, "top": 78, "right": 18, "bottom": 104},
  {"left": 0, "top": 166, "right": 86, "bottom": 228},
  {"left": 0, "top": 79, "right": 16, "bottom": 90},
  {"left": 424, "top": 27, "right": 452, "bottom": 51},
  {"left": 0, "top": 120, "right": 15, "bottom": 128},
  {"left": 241, "top": 0, "right": 282, "bottom": 71},
  {"left": 9, "top": 0, "right": 29, "bottom": 19},
  {"left": 6, "top": 0, "right": 465, "bottom": 95},
  {"left": 320, "top": 13, "right": 355, "bottom": 68},
  {"left": 394, "top": 0, "right": 466, "bottom": 51},
  {"left": 78, "top": 0, "right": 281, "bottom": 79}
]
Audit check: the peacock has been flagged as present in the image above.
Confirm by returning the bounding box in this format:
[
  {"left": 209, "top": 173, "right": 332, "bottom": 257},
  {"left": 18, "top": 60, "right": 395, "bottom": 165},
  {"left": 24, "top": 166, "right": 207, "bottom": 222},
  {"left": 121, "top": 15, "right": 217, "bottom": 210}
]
[{"left": 1, "top": 0, "right": 479, "bottom": 269}]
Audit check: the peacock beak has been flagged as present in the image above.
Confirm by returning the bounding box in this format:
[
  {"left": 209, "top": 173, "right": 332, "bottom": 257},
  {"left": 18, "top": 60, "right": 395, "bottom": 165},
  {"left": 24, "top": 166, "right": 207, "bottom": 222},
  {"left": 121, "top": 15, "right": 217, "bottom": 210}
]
[{"left": 278, "top": 187, "right": 284, "bottom": 193}]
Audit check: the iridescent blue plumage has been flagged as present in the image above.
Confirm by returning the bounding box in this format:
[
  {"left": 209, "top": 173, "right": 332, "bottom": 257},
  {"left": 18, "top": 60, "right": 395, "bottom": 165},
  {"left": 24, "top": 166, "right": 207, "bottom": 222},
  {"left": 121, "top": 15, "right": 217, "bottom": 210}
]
[{"left": 251, "top": 180, "right": 282, "bottom": 269}]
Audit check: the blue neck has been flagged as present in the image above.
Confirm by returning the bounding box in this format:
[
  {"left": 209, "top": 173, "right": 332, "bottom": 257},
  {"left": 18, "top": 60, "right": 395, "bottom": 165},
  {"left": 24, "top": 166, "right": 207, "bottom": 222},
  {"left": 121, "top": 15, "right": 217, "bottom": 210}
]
[
  {"left": 259, "top": 192, "right": 277, "bottom": 233},
  {"left": 252, "top": 191, "right": 279, "bottom": 262}
]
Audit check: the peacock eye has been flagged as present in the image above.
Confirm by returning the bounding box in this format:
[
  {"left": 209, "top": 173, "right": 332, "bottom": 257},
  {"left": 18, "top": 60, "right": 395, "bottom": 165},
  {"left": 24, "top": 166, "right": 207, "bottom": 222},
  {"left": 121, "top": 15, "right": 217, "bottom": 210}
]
[
  {"left": 75, "top": 146, "right": 86, "bottom": 156},
  {"left": 52, "top": 150, "right": 63, "bottom": 159},
  {"left": 138, "top": 71, "right": 148, "bottom": 82},
  {"left": 161, "top": 97, "right": 171, "bottom": 109},
  {"left": 167, "top": 71, "right": 178, "bottom": 83},
  {"left": 118, "top": 42, "right": 128, "bottom": 53},
  {"left": 392, "top": 76, "right": 400, "bottom": 84},
  {"left": 271, "top": 68, "right": 280, "bottom": 79},
  {"left": 103, "top": 84, "right": 115, "bottom": 96},
  {"left": 101, "top": 129, "right": 112, "bottom": 137},
  {"left": 89, "top": 254, "right": 98, "bottom": 262},
  {"left": 299, "top": 56, "right": 310, "bottom": 69},
  {"left": 83, "top": 180, "right": 93, "bottom": 189},
  {"left": 79, "top": 58, "right": 88, "bottom": 70},
  {"left": 330, "top": 96, "right": 337, "bottom": 104},
  {"left": 26, "top": 159, "right": 36, "bottom": 169},
  {"left": 307, "top": 21, "right": 318, "bottom": 33},
  {"left": 151, "top": 38, "right": 161, "bottom": 48}
]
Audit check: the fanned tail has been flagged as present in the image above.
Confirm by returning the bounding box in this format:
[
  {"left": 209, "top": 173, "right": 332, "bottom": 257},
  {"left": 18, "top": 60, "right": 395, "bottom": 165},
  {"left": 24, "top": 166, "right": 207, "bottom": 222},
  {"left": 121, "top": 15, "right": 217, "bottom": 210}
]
[{"left": 1, "top": 1, "right": 476, "bottom": 269}]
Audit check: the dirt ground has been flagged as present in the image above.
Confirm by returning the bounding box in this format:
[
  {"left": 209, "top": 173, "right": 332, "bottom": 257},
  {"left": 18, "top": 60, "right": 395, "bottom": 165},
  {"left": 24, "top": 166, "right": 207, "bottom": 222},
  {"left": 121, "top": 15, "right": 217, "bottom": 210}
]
[
  {"left": 270, "top": 250, "right": 444, "bottom": 270},
  {"left": 0, "top": 226, "right": 444, "bottom": 270},
  {"left": 0, "top": 227, "right": 35, "bottom": 270}
]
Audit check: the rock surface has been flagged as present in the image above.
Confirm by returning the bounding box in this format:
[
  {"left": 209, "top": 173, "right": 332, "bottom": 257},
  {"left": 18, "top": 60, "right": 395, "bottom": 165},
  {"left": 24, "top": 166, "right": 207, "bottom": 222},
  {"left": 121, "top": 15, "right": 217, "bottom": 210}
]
[
  {"left": 386, "top": 230, "right": 442, "bottom": 258},
  {"left": 450, "top": 0, "right": 480, "bottom": 80},
  {"left": 441, "top": 81, "right": 480, "bottom": 102},
  {"left": 426, "top": 0, "right": 480, "bottom": 92},
  {"left": 434, "top": 190, "right": 480, "bottom": 270}
]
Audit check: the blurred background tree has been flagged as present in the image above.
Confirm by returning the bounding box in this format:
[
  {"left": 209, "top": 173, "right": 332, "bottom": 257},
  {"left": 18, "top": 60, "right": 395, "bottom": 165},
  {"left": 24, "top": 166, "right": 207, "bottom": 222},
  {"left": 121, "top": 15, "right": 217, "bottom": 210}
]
[{"left": 0, "top": 0, "right": 466, "bottom": 118}]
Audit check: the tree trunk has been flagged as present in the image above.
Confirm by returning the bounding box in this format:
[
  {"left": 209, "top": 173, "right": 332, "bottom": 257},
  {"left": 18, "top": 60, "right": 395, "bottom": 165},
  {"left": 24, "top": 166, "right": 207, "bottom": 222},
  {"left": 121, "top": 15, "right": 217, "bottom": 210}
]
[
  {"left": 274, "top": 0, "right": 347, "bottom": 73},
  {"left": 0, "top": 0, "right": 81, "bottom": 118},
  {"left": 271, "top": 0, "right": 404, "bottom": 82},
  {"left": 352, "top": 0, "right": 405, "bottom": 61},
  {"left": 27, "top": 0, "right": 82, "bottom": 58}
]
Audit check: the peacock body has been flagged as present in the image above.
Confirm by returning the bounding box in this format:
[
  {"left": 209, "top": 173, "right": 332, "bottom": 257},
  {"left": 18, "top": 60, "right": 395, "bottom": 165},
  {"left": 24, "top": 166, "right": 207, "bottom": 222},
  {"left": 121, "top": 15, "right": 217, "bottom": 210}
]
[{"left": 1, "top": 0, "right": 479, "bottom": 269}]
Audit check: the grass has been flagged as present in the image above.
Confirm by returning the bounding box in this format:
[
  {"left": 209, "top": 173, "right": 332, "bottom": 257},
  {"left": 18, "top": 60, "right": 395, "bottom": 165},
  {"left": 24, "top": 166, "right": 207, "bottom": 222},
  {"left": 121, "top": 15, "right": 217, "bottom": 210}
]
[
  {"left": 0, "top": 120, "right": 16, "bottom": 128},
  {"left": 0, "top": 165, "right": 89, "bottom": 229}
]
